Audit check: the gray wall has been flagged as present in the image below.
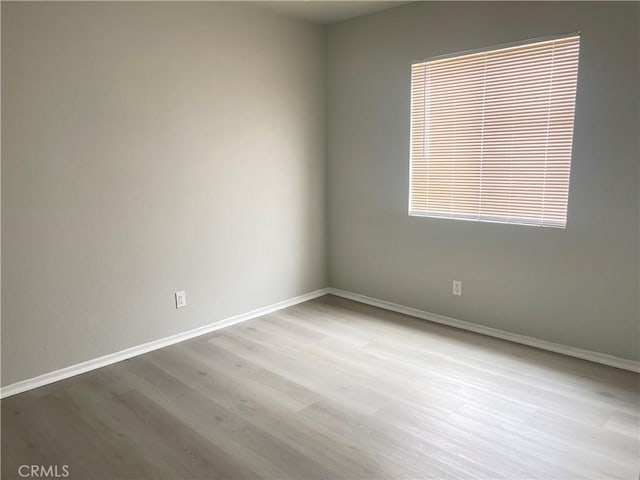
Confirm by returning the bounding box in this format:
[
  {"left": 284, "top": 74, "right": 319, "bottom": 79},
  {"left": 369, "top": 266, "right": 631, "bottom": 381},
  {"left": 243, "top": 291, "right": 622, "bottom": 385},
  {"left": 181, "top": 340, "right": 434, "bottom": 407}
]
[
  {"left": 326, "top": 2, "right": 639, "bottom": 360},
  {"left": 3, "top": 1, "right": 638, "bottom": 387},
  {"left": 2, "top": 2, "right": 326, "bottom": 386}
]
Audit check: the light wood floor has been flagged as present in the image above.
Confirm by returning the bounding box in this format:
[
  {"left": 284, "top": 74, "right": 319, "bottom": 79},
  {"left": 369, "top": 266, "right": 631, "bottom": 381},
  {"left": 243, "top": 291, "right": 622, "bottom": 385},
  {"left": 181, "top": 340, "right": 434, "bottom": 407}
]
[{"left": 2, "top": 295, "right": 639, "bottom": 479}]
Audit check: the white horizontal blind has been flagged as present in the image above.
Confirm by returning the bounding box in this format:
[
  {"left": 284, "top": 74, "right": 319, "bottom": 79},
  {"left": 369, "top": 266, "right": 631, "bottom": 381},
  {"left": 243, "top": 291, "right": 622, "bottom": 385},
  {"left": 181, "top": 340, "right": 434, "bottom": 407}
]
[{"left": 409, "top": 35, "right": 580, "bottom": 228}]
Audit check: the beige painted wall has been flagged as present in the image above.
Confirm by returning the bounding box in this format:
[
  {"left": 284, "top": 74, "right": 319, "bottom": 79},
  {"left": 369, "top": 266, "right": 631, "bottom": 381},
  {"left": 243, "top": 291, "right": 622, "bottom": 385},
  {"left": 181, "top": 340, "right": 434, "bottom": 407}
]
[
  {"left": 1, "top": 2, "right": 326, "bottom": 386},
  {"left": 326, "top": 2, "right": 639, "bottom": 360}
]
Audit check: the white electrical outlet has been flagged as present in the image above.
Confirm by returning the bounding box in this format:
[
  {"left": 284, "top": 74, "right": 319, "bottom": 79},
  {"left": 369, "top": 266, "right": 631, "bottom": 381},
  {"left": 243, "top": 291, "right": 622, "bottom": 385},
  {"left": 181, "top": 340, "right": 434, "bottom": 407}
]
[
  {"left": 453, "top": 280, "right": 462, "bottom": 296},
  {"left": 175, "top": 291, "right": 187, "bottom": 308}
]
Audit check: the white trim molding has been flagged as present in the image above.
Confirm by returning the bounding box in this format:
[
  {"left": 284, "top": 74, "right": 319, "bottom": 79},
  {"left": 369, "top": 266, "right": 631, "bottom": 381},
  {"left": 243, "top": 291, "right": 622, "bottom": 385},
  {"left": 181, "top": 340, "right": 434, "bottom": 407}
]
[
  {"left": 3, "top": 285, "right": 637, "bottom": 398},
  {"left": 327, "top": 288, "right": 640, "bottom": 373},
  {"left": 0, "top": 288, "right": 329, "bottom": 399}
]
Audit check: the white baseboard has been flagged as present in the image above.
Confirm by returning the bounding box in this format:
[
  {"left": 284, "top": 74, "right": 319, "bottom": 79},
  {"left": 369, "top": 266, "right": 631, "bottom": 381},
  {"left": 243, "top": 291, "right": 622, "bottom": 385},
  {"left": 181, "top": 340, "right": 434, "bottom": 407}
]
[
  {"left": 0, "top": 288, "right": 329, "bottom": 399},
  {"left": 327, "top": 288, "right": 640, "bottom": 373},
  {"left": 3, "top": 285, "right": 637, "bottom": 398}
]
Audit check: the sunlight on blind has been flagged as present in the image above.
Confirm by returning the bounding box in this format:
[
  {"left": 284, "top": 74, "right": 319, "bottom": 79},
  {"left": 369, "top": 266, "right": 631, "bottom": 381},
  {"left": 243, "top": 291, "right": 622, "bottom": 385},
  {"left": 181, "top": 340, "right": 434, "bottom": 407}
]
[{"left": 409, "top": 35, "right": 580, "bottom": 228}]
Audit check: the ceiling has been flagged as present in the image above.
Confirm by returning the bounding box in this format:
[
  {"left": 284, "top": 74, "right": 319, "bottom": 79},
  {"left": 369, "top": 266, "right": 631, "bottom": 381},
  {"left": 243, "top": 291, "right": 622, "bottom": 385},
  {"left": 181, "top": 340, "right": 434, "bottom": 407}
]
[{"left": 257, "top": 1, "right": 410, "bottom": 24}]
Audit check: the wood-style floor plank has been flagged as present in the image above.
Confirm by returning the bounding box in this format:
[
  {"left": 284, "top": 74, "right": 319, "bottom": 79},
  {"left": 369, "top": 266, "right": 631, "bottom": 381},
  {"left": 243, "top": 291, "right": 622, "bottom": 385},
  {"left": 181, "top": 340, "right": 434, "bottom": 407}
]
[{"left": 2, "top": 295, "right": 639, "bottom": 479}]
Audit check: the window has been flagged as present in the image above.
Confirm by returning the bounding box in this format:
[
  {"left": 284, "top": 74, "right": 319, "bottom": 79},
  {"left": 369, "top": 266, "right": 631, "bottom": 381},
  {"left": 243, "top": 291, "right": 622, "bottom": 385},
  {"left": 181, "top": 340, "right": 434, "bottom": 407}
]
[{"left": 409, "top": 34, "right": 580, "bottom": 228}]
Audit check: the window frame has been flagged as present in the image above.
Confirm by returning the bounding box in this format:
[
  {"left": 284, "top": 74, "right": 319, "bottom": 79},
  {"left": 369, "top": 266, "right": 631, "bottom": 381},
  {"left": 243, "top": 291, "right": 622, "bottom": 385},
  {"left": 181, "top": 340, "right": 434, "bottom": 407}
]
[{"left": 408, "top": 33, "right": 581, "bottom": 229}]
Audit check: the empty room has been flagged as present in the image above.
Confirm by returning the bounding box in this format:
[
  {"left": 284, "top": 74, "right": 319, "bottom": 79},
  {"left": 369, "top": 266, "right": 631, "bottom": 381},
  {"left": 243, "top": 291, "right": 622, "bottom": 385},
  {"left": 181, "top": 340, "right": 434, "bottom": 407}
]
[{"left": 1, "top": 1, "right": 639, "bottom": 479}]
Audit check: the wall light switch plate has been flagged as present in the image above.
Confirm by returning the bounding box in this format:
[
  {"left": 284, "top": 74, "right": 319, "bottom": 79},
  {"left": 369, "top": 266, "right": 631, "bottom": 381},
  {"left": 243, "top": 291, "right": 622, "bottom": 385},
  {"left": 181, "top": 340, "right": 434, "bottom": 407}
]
[
  {"left": 453, "top": 280, "right": 462, "bottom": 296},
  {"left": 175, "top": 291, "right": 187, "bottom": 308}
]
